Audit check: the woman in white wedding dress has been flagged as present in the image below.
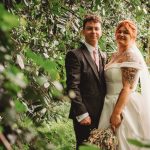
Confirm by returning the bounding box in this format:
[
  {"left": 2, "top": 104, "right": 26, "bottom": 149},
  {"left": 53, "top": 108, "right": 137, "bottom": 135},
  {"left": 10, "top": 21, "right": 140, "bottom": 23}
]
[{"left": 98, "top": 20, "right": 150, "bottom": 150}]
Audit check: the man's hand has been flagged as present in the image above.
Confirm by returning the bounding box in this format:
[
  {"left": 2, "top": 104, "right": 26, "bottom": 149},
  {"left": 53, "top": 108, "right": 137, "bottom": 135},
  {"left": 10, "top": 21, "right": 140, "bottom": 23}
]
[{"left": 80, "top": 116, "right": 91, "bottom": 125}]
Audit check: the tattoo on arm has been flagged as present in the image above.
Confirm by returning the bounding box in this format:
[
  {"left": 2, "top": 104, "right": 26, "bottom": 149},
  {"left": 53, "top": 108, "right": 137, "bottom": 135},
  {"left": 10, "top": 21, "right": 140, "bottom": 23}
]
[{"left": 122, "top": 67, "right": 138, "bottom": 88}]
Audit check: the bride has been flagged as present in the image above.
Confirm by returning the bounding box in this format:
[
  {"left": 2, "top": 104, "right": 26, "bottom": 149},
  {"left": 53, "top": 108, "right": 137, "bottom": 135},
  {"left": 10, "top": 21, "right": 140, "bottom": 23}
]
[{"left": 98, "top": 20, "right": 150, "bottom": 149}]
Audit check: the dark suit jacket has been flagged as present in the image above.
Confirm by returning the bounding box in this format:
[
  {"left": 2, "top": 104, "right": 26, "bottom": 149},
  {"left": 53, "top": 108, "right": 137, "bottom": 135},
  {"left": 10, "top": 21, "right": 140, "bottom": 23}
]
[{"left": 65, "top": 43, "right": 106, "bottom": 125}]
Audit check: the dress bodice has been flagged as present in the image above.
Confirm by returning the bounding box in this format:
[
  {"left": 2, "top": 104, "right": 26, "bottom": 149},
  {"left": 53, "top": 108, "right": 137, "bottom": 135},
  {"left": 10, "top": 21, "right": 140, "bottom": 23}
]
[{"left": 105, "top": 63, "right": 141, "bottom": 95}]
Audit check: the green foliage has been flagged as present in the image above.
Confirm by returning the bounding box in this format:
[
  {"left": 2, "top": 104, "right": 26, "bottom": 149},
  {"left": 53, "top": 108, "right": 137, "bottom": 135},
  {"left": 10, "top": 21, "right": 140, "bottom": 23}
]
[
  {"left": 44, "top": 120, "right": 75, "bottom": 150},
  {"left": 0, "top": 126, "right": 3, "bottom": 133},
  {"left": 14, "top": 99, "right": 27, "bottom": 113},
  {"left": 16, "top": 102, "right": 74, "bottom": 150},
  {"left": 0, "top": 0, "right": 149, "bottom": 149},
  {"left": 25, "top": 49, "right": 57, "bottom": 80},
  {"left": 79, "top": 144, "right": 99, "bottom": 150},
  {"left": 4, "top": 65, "right": 28, "bottom": 94},
  {"left": 0, "top": 4, "right": 19, "bottom": 31},
  {"left": 128, "top": 139, "right": 150, "bottom": 148}
]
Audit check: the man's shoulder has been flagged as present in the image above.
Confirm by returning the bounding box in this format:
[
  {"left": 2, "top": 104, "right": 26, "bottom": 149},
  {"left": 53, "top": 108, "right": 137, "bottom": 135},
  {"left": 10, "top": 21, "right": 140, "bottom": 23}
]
[
  {"left": 65, "top": 48, "right": 81, "bottom": 61},
  {"left": 66, "top": 48, "right": 81, "bottom": 57},
  {"left": 70, "top": 48, "right": 81, "bottom": 53},
  {"left": 67, "top": 43, "right": 86, "bottom": 55},
  {"left": 99, "top": 50, "right": 107, "bottom": 58}
]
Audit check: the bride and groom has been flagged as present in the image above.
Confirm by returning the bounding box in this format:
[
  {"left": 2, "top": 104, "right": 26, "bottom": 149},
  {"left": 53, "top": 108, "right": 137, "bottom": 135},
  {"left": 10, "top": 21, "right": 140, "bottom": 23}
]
[{"left": 65, "top": 14, "right": 150, "bottom": 150}]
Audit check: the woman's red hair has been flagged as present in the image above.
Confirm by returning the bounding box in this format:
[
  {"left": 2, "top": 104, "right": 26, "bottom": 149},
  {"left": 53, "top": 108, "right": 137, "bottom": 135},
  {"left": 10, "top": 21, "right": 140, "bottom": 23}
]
[{"left": 115, "top": 20, "right": 137, "bottom": 41}]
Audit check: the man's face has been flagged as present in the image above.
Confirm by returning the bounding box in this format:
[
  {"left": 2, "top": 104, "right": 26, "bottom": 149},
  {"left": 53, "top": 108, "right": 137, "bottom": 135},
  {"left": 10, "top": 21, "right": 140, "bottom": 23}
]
[{"left": 82, "top": 21, "right": 102, "bottom": 47}]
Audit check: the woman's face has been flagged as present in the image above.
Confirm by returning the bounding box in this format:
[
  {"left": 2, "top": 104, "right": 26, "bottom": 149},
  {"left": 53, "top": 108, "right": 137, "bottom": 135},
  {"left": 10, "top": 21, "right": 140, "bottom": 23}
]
[{"left": 116, "top": 26, "right": 132, "bottom": 47}]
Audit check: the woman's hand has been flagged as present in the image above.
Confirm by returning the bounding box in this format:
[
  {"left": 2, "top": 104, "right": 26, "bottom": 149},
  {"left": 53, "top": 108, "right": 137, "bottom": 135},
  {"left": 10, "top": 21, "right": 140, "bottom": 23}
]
[{"left": 110, "top": 113, "right": 122, "bottom": 129}]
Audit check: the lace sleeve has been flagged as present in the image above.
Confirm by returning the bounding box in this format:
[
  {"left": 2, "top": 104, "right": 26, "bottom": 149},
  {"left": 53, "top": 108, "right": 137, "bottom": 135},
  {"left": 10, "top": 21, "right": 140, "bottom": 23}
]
[
  {"left": 120, "top": 51, "right": 143, "bottom": 69},
  {"left": 123, "top": 50, "right": 143, "bottom": 63},
  {"left": 120, "top": 51, "right": 142, "bottom": 89}
]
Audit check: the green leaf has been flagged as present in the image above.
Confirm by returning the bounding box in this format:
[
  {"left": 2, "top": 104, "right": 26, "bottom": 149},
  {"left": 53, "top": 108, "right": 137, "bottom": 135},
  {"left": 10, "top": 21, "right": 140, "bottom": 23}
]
[
  {"left": 128, "top": 139, "right": 150, "bottom": 148},
  {"left": 130, "top": 0, "right": 141, "bottom": 6},
  {"left": 0, "top": 126, "right": 3, "bottom": 133},
  {"left": 99, "top": 36, "right": 106, "bottom": 51},
  {"left": 0, "top": 4, "right": 19, "bottom": 31},
  {"left": 25, "top": 49, "right": 57, "bottom": 80},
  {"left": 4, "top": 82, "right": 21, "bottom": 94},
  {"left": 4, "top": 65, "right": 28, "bottom": 88},
  {"left": 15, "top": 99, "right": 27, "bottom": 113},
  {"left": 79, "top": 144, "right": 99, "bottom": 150},
  {"left": 128, "top": 139, "right": 144, "bottom": 147}
]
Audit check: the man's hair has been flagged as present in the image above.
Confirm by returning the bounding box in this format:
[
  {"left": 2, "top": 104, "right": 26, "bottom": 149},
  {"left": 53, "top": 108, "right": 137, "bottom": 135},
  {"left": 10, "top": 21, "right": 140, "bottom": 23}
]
[{"left": 83, "top": 14, "right": 102, "bottom": 29}]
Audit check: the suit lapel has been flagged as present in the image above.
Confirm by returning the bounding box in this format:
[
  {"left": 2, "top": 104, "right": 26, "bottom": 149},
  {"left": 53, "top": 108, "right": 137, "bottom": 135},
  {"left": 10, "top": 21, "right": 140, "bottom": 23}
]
[
  {"left": 81, "top": 45, "right": 100, "bottom": 81},
  {"left": 98, "top": 49, "right": 104, "bottom": 74},
  {"left": 99, "top": 50, "right": 107, "bottom": 66}
]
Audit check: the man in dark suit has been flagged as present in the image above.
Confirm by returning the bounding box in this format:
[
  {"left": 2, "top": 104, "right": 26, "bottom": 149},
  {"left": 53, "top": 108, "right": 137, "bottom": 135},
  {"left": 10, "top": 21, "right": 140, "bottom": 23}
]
[{"left": 65, "top": 14, "right": 106, "bottom": 150}]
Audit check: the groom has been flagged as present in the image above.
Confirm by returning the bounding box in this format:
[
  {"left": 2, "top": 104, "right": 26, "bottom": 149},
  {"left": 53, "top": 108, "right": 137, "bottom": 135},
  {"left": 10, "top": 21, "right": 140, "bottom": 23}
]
[{"left": 65, "top": 14, "right": 106, "bottom": 150}]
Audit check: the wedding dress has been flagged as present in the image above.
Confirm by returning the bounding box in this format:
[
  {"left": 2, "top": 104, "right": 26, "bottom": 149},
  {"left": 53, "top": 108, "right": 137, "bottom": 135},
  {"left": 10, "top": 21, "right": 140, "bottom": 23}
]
[{"left": 98, "top": 45, "right": 150, "bottom": 150}]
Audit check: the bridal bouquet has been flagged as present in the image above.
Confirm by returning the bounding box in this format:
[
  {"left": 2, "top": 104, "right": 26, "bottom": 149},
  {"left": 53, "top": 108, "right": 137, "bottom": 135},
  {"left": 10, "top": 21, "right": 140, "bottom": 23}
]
[{"left": 87, "top": 127, "right": 119, "bottom": 150}]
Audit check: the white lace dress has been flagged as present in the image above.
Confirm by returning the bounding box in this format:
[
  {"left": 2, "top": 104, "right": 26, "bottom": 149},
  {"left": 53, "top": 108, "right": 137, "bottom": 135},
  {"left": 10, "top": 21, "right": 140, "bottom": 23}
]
[{"left": 98, "top": 62, "right": 146, "bottom": 150}]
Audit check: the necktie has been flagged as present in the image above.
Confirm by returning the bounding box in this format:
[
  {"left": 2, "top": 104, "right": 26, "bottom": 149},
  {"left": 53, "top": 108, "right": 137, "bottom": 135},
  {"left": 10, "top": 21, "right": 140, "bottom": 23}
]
[{"left": 93, "top": 49, "right": 99, "bottom": 70}]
